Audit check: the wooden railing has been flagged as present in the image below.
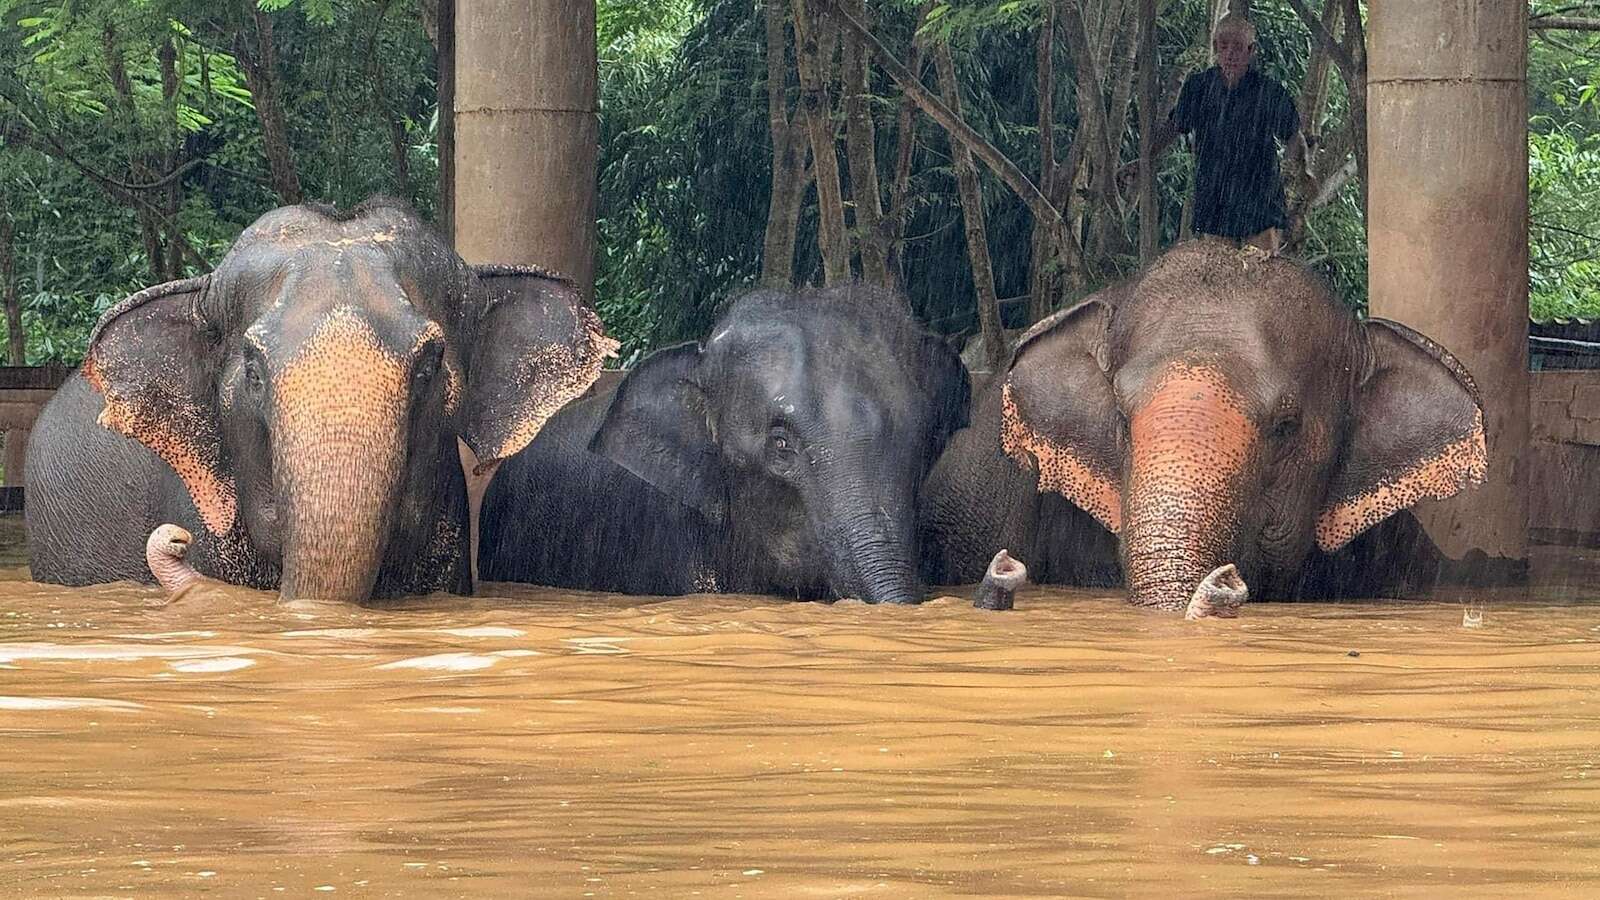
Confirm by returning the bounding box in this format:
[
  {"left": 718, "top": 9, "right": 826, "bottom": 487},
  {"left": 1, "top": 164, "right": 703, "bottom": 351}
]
[{"left": 0, "top": 366, "right": 71, "bottom": 510}]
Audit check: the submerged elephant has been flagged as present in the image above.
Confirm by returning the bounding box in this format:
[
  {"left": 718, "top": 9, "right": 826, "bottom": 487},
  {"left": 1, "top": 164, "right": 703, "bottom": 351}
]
[
  {"left": 923, "top": 240, "right": 1485, "bottom": 612},
  {"left": 27, "top": 197, "right": 615, "bottom": 602},
  {"left": 480, "top": 283, "right": 970, "bottom": 603}
]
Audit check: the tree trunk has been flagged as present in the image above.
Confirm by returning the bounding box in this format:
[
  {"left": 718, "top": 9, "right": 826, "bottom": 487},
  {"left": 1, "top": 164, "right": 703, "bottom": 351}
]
[
  {"left": 237, "top": 3, "right": 305, "bottom": 205},
  {"left": 1296, "top": 0, "right": 1341, "bottom": 136},
  {"left": 104, "top": 26, "right": 174, "bottom": 281},
  {"left": 1283, "top": 0, "right": 1341, "bottom": 247},
  {"left": 840, "top": 0, "right": 888, "bottom": 286},
  {"left": 1136, "top": 0, "right": 1158, "bottom": 262},
  {"left": 934, "top": 45, "right": 1004, "bottom": 371},
  {"left": 761, "top": 0, "right": 808, "bottom": 287},
  {"left": 0, "top": 200, "right": 20, "bottom": 365},
  {"left": 1028, "top": 0, "right": 1058, "bottom": 322},
  {"left": 1050, "top": 130, "right": 1089, "bottom": 291},
  {"left": 0, "top": 203, "right": 21, "bottom": 487},
  {"left": 1060, "top": 0, "right": 1129, "bottom": 271},
  {"left": 884, "top": 2, "right": 935, "bottom": 288},
  {"left": 792, "top": 0, "right": 851, "bottom": 284},
  {"left": 831, "top": 3, "right": 1059, "bottom": 242},
  {"left": 1286, "top": 0, "right": 1368, "bottom": 231},
  {"left": 1342, "top": 0, "right": 1368, "bottom": 228},
  {"left": 368, "top": 3, "right": 413, "bottom": 199},
  {"left": 158, "top": 38, "right": 187, "bottom": 280},
  {"left": 1091, "top": 5, "right": 1138, "bottom": 263},
  {"left": 438, "top": 0, "right": 456, "bottom": 244}
]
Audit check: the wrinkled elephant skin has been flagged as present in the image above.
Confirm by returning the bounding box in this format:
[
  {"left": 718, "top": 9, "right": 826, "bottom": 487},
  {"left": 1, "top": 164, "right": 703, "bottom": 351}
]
[
  {"left": 923, "top": 240, "right": 1486, "bottom": 611},
  {"left": 480, "top": 284, "right": 970, "bottom": 605},
  {"left": 27, "top": 197, "right": 615, "bottom": 603}
]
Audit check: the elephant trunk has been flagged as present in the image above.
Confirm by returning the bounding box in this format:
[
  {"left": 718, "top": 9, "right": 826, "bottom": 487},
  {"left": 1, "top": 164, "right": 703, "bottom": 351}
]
[
  {"left": 271, "top": 318, "right": 411, "bottom": 602},
  {"left": 1122, "top": 364, "right": 1259, "bottom": 611},
  {"left": 812, "top": 469, "right": 924, "bottom": 605}
]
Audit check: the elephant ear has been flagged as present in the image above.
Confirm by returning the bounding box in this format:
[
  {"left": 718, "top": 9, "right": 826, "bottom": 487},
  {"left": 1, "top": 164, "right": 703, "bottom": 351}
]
[
  {"left": 1316, "top": 319, "right": 1488, "bottom": 552},
  {"left": 1000, "top": 296, "right": 1124, "bottom": 533},
  {"left": 588, "top": 341, "right": 728, "bottom": 524},
  {"left": 81, "top": 276, "right": 238, "bottom": 535},
  {"left": 462, "top": 265, "right": 619, "bottom": 471},
  {"left": 920, "top": 333, "right": 972, "bottom": 456}
]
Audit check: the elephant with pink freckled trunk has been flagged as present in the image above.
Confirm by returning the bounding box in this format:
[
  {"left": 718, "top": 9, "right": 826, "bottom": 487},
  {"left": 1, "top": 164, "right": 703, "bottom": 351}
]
[
  {"left": 922, "top": 240, "right": 1487, "bottom": 614},
  {"left": 27, "top": 197, "right": 615, "bottom": 604}
]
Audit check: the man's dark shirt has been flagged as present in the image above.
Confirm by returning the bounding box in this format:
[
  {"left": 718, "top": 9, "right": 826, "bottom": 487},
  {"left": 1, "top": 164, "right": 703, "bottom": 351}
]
[{"left": 1172, "top": 66, "right": 1299, "bottom": 239}]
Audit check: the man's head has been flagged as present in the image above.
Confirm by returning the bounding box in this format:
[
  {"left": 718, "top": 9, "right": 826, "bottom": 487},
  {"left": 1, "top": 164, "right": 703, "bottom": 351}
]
[{"left": 1212, "top": 13, "right": 1256, "bottom": 84}]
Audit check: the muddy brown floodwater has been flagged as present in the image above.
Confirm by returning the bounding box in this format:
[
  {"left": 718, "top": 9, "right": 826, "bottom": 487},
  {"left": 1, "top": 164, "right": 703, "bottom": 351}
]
[{"left": 2, "top": 517, "right": 1600, "bottom": 897}]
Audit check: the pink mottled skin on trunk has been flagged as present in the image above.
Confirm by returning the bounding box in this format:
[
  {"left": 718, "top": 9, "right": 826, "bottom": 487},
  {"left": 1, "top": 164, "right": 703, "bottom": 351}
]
[
  {"left": 146, "top": 524, "right": 206, "bottom": 595},
  {"left": 1123, "top": 363, "right": 1259, "bottom": 611}
]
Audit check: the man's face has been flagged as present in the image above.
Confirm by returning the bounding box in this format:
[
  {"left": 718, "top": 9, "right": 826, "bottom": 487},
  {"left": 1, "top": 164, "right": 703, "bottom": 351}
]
[{"left": 1214, "top": 30, "right": 1254, "bottom": 82}]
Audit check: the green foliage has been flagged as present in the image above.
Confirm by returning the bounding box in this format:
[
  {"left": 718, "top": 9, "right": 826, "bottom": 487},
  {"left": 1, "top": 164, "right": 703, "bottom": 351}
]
[
  {"left": 1530, "top": 120, "right": 1600, "bottom": 321},
  {"left": 2, "top": 0, "right": 1597, "bottom": 367},
  {"left": 0, "top": 0, "right": 439, "bottom": 362},
  {"left": 1528, "top": 9, "right": 1600, "bottom": 320}
]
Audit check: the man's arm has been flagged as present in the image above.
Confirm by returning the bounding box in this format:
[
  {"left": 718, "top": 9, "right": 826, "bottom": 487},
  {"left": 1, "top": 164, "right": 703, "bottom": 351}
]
[
  {"left": 1119, "top": 118, "right": 1182, "bottom": 188},
  {"left": 1284, "top": 128, "right": 1312, "bottom": 180},
  {"left": 1119, "top": 75, "right": 1196, "bottom": 188},
  {"left": 1147, "top": 118, "right": 1183, "bottom": 165}
]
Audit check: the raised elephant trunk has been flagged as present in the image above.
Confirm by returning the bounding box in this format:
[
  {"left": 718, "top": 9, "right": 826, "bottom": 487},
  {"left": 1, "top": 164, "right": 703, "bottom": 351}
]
[
  {"left": 1122, "top": 363, "right": 1258, "bottom": 611},
  {"left": 271, "top": 310, "right": 411, "bottom": 602}
]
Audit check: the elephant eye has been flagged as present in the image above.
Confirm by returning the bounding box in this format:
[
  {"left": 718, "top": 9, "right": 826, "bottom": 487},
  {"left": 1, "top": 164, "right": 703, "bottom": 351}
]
[
  {"left": 1270, "top": 414, "right": 1301, "bottom": 442},
  {"left": 243, "top": 356, "right": 266, "bottom": 394},
  {"left": 766, "top": 424, "right": 799, "bottom": 467},
  {"left": 413, "top": 343, "right": 443, "bottom": 386}
]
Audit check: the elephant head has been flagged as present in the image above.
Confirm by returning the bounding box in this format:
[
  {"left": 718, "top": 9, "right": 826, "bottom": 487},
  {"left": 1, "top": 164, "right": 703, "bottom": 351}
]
[
  {"left": 82, "top": 198, "right": 614, "bottom": 602},
  {"left": 589, "top": 284, "right": 969, "bottom": 604},
  {"left": 1001, "top": 240, "right": 1486, "bottom": 611}
]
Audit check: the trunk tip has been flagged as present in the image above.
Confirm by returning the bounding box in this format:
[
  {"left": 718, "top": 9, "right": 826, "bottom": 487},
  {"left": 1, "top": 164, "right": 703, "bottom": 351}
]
[
  {"left": 1184, "top": 563, "right": 1249, "bottom": 620},
  {"left": 974, "top": 548, "right": 1028, "bottom": 611}
]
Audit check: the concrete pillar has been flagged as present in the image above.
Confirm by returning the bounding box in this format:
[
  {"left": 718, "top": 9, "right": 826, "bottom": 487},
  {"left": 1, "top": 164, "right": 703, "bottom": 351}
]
[
  {"left": 454, "top": 0, "right": 597, "bottom": 298},
  {"left": 1367, "top": 2, "right": 1528, "bottom": 576}
]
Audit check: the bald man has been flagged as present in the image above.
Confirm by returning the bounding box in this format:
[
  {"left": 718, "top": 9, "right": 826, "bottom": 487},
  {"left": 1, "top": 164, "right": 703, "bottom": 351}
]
[{"left": 1124, "top": 14, "right": 1310, "bottom": 254}]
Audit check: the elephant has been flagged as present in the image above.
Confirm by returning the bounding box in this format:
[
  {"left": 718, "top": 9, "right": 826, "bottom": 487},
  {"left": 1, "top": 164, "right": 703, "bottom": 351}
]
[
  {"left": 479, "top": 283, "right": 971, "bottom": 604},
  {"left": 921, "top": 239, "right": 1486, "bottom": 612},
  {"left": 26, "top": 197, "right": 616, "bottom": 603}
]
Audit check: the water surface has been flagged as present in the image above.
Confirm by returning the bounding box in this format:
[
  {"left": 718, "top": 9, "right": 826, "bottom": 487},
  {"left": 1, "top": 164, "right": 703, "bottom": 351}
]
[{"left": 2, "top": 519, "right": 1598, "bottom": 896}]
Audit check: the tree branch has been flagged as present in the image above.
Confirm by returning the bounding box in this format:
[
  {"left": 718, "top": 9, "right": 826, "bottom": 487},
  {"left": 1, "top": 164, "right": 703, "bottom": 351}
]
[
  {"left": 1, "top": 120, "right": 212, "bottom": 273},
  {"left": 1530, "top": 15, "right": 1600, "bottom": 30},
  {"left": 820, "top": 0, "right": 1059, "bottom": 228},
  {"left": 1283, "top": 0, "right": 1356, "bottom": 76}
]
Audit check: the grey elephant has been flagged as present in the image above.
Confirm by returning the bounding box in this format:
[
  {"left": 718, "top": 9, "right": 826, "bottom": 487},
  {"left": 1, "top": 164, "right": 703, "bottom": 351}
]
[
  {"left": 922, "top": 240, "right": 1486, "bottom": 612},
  {"left": 26, "top": 197, "right": 615, "bottom": 603},
  {"left": 479, "top": 283, "right": 970, "bottom": 604}
]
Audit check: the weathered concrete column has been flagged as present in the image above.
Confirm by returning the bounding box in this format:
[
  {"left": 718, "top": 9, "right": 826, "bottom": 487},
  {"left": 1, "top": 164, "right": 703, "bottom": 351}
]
[
  {"left": 453, "top": 1, "right": 597, "bottom": 588},
  {"left": 454, "top": 0, "right": 597, "bottom": 297},
  {"left": 1367, "top": 2, "right": 1528, "bottom": 576}
]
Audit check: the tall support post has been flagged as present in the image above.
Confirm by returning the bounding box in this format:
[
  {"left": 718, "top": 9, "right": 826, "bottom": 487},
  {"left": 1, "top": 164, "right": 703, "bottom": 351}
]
[
  {"left": 453, "top": 0, "right": 598, "bottom": 587},
  {"left": 1367, "top": 2, "right": 1528, "bottom": 578},
  {"left": 454, "top": 0, "right": 597, "bottom": 296}
]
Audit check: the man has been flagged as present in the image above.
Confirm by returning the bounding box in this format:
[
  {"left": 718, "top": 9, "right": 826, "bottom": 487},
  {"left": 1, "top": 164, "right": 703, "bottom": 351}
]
[{"left": 1124, "top": 14, "right": 1310, "bottom": 253}]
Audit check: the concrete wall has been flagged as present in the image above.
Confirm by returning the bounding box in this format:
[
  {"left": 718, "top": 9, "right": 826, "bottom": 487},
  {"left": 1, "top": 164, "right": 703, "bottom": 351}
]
[{"left": 1529, "top": 371, "right": 1600, "bottom": 542}]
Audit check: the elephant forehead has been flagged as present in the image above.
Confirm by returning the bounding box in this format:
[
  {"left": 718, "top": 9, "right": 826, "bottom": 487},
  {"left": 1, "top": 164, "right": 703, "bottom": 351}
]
[
  {"left": 1128, "top": 363, "right": 1260, "bottom": 488},
  {"left": 248, "top": 289, "right": 440, "bottom": 365},
  {"left": 270, "top": 307, "right": 412, "bottom": 414}
]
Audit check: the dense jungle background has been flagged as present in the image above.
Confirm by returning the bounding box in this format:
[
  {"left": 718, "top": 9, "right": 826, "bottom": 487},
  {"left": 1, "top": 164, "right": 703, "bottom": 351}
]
[{"left": 1, "top": 0, "right": 1596, "bottom": 367}]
